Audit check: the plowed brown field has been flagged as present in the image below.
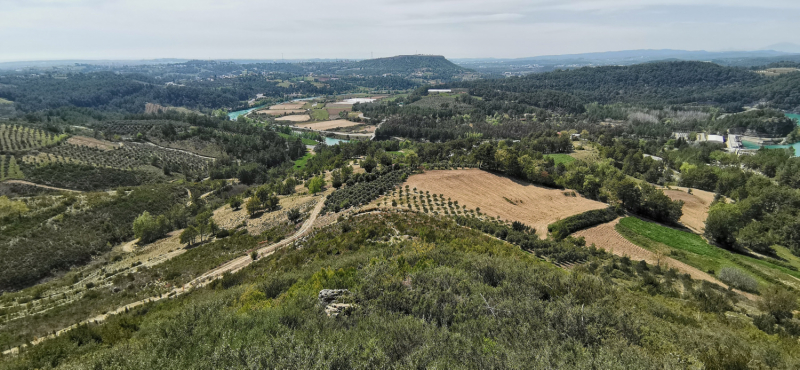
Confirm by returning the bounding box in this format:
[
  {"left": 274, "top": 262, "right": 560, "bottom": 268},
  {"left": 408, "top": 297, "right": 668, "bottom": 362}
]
[
  {"left": 662, "top": 187, "right": 715, "bottom": 233},
  {"left": 296, "top": 119, "right": 363, "bottom": 131},
  {"left": 574, "top": 218, "right": 737, "bottom": 289},
  {"left": 404, "top": 169, "right": 607, "bottom": 237}
]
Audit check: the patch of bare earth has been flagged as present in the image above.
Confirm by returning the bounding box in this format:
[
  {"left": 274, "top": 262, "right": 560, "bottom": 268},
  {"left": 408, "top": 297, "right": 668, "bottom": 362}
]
[
  {"left": 574, "top": 218, "right": 756, "bottom": 300},
  {"left": 296, "top": 119, "right": 364, "bottom": 131},
  {"left": 255, "top": 109, "right": 306, "bottom": 116},
  {"left": 66, "top": 136, "right": 119, "bottom": 151},
  {"left": 404, "top": 169, "right": 607, "bottom": 237},
  {"left": 661, "top": 187, "right": 715, "bottom": 233},
  {"left": 270, "top": 102, "right": 306, "bottom": 110},
  {"left": 276, "top": 114, "right": 311, "bottom": 122},
  {"left": 212, "top": 194, "right": 319, "bottom": 235}
]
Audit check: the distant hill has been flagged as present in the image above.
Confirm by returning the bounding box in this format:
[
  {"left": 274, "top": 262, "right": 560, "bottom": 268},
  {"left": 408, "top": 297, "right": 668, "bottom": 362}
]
[
  {"left": 351, "top": 55, "right": 469, "bottom": 79},
  {"left": 462, "top": 60, "right": 800, "bottom": 112}
]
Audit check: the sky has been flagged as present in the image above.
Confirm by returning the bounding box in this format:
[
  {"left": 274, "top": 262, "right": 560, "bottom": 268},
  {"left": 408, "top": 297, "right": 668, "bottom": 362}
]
[{"left": 1, "top": 0, "right": 799, "bottom": 62}]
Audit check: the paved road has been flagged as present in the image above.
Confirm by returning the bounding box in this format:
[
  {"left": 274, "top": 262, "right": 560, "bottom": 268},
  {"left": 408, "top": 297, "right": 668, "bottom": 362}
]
[{"left": 2, "top": 196, "right": 327, "bottom": 356}]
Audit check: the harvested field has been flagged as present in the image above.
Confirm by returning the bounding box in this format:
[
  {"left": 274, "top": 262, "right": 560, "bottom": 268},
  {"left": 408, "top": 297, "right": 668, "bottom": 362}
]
[
  {"left": 269, "top": 102, "right": 306, "bottom": 110},
  {"left": 66, "top": 136, "right": 119, "bottom": 151},
  {"left": 275, "top": 114, "right": 311, "bottom": 122},
  {"left": 255, "top": 109, "right": 306, "bottom": 116},
  {"left": 325, "top": 107, "right": 351, "bottom": 117},
  {"left": 296, "top": 119, "right": 363, "bottom": 131},
  {"left": 575, "top": 219, "right": 723, "bottom": 285},
  {"left": 661, "top": 187, "right": 714, "bottom": 233},
  {"left": 404, "top": 169, "right": 607, "bottom": 237}
]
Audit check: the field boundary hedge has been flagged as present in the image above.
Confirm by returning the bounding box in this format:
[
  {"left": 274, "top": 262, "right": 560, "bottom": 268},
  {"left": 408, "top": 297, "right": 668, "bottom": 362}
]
[{"left": 547, "top": 206, "right": 620, "bottom": 240}]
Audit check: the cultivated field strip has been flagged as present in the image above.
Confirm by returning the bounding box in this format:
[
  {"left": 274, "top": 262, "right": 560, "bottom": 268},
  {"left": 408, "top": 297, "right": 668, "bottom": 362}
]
[{"left": 0, "top": 124, "right": 67, "bottom": 152}]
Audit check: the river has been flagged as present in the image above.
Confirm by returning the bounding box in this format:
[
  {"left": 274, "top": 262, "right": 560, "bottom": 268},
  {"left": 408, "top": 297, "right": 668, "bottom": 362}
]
[{"left": 227, "top": 96, "right": 322, "bottom": 121}]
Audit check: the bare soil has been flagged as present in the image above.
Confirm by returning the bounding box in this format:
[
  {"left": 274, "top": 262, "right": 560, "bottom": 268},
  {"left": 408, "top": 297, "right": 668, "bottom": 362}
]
[
  {"left": 269, "top": 102, "right": 306, "bottom": 110},
  {"left": 296, "top": 119, "right": 364, "bottom": 131},
  {"left": 662, "top": 187, "right": 714, "bottom": 233},
  {"left": 275, "top": 114, "right": 311, "bottom": 122},
  {"left": 404, "top": 169, "right": 607, "bottom": 237}
]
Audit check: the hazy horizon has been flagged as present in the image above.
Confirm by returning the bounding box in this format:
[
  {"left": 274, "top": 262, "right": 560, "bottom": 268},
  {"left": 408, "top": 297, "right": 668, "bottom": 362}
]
[{"left": 2, "top": 0, "right": 799, "bottom": 63}]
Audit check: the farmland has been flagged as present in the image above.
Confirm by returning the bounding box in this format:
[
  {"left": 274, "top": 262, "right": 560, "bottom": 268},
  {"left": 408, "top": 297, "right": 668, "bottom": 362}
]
[
  {"left": 616, "top": 216, "right": 800, "bottom": 291},
  {"left": 0, "top": 155, "right": 24, "bottom": 180},
  {"left": 403, "top": 169, "right": 607, "bottom": 236},
  {"left": 661, "top": 187, "right": 714, "bottom": 233},
  {"left": 0, "top": 124, "right": 67, "bottom": 152},
  {"left": 544, "top": 153, "right": 575, "bottom": 165},
  {"left": 275, "top": 114, "right": 310, "bottom": 122},
  {"left": 296, "top": 119, "right": 365, "bottom": 131}
]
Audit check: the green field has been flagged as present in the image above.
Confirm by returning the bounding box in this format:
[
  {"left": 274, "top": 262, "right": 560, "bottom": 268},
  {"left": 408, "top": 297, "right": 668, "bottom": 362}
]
[
  {"left": 386, "top": 150, "right": 405, "bottom": 157},
  {"left": 293, "top": 152, "right": 314, "bottom": 170},
  {"left": 310, "top": 109, "right": 329, "bottom": 121},
  {"left": 545, "top": 153, "right": 575, "bottom": 165},
  {"left": 277, "top": 132, "right": 318, "bottom": 146},
  {"left": 617, "top": 217, "right": 800, "bottom": 291}
]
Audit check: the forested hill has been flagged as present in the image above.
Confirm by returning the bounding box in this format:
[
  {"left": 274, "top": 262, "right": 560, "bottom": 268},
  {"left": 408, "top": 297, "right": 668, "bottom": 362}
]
[
  {"left": 354, "top": 55, "right": 469, "bottom": 78},
  {"left": 462, "top": 61, "right": 800, "bottom": 112}
]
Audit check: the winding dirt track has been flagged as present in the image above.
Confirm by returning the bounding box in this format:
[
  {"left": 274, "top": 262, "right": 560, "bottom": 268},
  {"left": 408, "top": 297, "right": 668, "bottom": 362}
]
[
  {"left": 0, "top": 179, "right": 81, "bottom": 193},
  {"left": 2, "top": 196, "right": 327, "bottom": 356}
]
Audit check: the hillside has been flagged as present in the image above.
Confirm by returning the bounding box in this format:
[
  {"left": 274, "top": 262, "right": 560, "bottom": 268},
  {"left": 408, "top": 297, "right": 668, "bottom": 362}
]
[
  {"left": 353, "top": 55, "right": 469, "bottom": 79},
  {"left": 463, "top": 61, "right": 800, "bottom": 112}
]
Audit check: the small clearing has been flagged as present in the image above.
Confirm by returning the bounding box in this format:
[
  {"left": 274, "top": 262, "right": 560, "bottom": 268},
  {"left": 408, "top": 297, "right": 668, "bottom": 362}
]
[
  {"left": 661, "top": 187, "right": 714, "bottom": 233},
  {"left": 404, "top": 169, "right": 607, "bottom": 236},
  {"left": 275, "top": 114, "right": 311, "bottom": 122},
  {"left": 296, "top": 119, "right": 363, "bottom": 131},
  {"left": 66, "top": 136, "right": 120, "bottom": 151}
]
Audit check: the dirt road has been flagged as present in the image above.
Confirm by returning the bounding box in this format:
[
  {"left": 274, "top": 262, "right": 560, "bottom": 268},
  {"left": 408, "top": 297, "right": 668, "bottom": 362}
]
[
  {"left": 2, "top": 196, "right": 327, "bottom": 356},
  {"left": 0, "top": 179, "right": 81, "bottom": 193}
]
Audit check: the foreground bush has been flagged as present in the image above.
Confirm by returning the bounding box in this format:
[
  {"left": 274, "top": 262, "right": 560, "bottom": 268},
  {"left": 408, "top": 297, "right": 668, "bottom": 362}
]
[{"left": 718, "top": 267, "right": 759, "bottom": 293}]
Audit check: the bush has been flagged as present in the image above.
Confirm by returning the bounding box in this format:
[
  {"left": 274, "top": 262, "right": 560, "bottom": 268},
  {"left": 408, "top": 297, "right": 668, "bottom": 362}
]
[
  {"left": 547, "top": 206, "right": 620, "bottom": 240},
  {"left": 718, "top": 267, "right": 759, "bottom": 293}
]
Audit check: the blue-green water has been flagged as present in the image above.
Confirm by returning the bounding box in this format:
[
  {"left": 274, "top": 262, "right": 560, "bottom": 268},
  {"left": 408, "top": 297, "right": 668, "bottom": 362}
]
[
  {"left": 227, "top": 105, "right": 266, "bottom": 120},
  {"left": 325, "top": 137, "right": 350, "bottom": 146},
  {"left": 740, "top": 113, "right": 800, "bottom": 156}
]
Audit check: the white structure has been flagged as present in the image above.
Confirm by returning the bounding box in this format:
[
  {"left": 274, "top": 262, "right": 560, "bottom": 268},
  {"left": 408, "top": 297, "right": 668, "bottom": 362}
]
[
  {"left": 708, "top": 135, "right": 725, "bottom": 143},
  {"left": 428, "top": 89, "right": 452, "bottom": 93}
]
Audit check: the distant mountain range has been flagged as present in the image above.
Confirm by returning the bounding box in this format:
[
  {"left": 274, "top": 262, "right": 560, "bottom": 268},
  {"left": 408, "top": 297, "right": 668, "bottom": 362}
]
[{"left": 452, "top": 49, "right": 800, "bottom": 66}]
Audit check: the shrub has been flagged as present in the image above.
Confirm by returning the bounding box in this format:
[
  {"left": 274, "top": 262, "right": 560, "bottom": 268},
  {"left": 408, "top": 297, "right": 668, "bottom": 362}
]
[
  {"left": 547, "top": 206, "right": 620, "bottom": 240},
  {"left": 718, "top": 267, "right": 759, "bottom": 293},
  {"left": 758, "top": 286, "right": 798, "bottom": 321}
]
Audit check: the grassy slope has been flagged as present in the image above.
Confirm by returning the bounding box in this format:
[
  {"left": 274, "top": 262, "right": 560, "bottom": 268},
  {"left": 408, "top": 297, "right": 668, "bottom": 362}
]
[
  {"left": 545, "top": 153, "right": 575, "bottom": 165},
  {"left": 293, "top": 152, "right": 314, "bottom": 170},
  {"left": 277, "top": 132, "right": 318, "bottom": 146},
  {"left": 617, "top": 217, "right": 800, "bottom": 290},
  {"left": 3, "top": 212, "right": 798, "bottom": 369},
  {"left": 310, "top": 109, "right": 329, "bottom": 121}
]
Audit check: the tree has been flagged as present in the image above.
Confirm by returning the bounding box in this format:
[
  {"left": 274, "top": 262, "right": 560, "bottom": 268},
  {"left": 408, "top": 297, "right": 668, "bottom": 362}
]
[
  {"left": 758, "top": 286, "right": 798, "bottom": 321},
  {"left": 0, "top": 196, "right": 29, "bottom": 219},
  {"left": 308, "top": 176, "right": 325, "bottom": 194},
  {"left": 133, "top": 211, "right": 169, "bottom": 244},
  {"left": 180, "top": 226, "right": 198, "bottom": 245},
  {"left": 287, "top": 208, "right": 302, "bottom": 223},
  {"left": 361, "top": 157, "right": 377, "bottom": 173},
  {"left": 331, "top": 170, "right": 343, "bottom": 188},
  {"left": 246, "top": 196, "right": 264, "bottom": 216},
  {"left": 229, "top": 196, "right": 243, "bottom": 210},
  {"left": 704, "top": 202, "right": 744, "bottom": 248}
]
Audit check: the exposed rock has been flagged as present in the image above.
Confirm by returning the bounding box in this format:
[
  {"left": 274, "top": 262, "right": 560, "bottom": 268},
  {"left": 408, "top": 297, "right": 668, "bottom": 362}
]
[
  {"left": 318, "top": 289, "right": 350, "bottom": 306},
  {"left": 324, "top": 303, "right": 354, "bottom": 317}
]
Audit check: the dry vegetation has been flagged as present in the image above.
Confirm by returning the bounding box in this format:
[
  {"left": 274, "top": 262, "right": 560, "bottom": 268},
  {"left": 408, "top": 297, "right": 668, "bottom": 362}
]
[
  {"left": 404, "top": 169, "right": 607, "bottom": 236},
  {"left": 296, "top": 119, "right": 364, "bottom": 131},
  {"left": 275, "top": 114, "right": 311, "bottom": 122},
  {"left": 661, "top": 187, "right": 714, "bottom": 233}
]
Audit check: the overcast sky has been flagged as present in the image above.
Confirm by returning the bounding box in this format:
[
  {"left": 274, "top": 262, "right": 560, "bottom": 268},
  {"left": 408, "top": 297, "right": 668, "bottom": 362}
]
[{"left": 1, "top": 0, "right": 799, "bottom": 62}]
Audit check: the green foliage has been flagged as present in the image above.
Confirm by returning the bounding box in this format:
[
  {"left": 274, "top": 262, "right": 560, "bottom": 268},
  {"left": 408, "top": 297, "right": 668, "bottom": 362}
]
[
  {"left": 24, "top": 163, "right": 163, "bottom": 191},
  {"left": 718, "top": 267, "right": 759, "bottom": 293},
  {"left": 5, "top": 212, "right": 798, "bottom": 369},
  {"left": 548, "top": 206, "right": 620, "bottom": 240},
  {"left": 306, "top": 176, "right": 325, "bottom": 194},
  {"left": 132, "top": 211, "right": 170, "bottom": 245},
  {"left": 323, "top": 167, "right": 407, "bottom": 213}
]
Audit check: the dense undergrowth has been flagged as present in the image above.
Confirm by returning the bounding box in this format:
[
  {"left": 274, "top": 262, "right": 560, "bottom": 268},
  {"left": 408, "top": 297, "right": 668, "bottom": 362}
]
[{"left": 3, "top": 212, "right": 798, "bottom": 369}]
